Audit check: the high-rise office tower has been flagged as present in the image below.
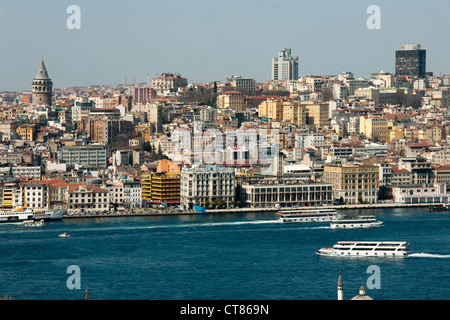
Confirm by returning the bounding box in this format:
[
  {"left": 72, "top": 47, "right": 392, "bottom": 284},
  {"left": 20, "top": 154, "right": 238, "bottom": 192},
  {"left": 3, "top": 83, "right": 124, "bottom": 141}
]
[
  {"left": 32, "top": 53, "right": 53, "bottom": 106},
  {"left": 395, "top": 44, "right": 426, "bottom": 79},
  {"left": 271, "top": 47, "right": 299, "bottom": 81}
]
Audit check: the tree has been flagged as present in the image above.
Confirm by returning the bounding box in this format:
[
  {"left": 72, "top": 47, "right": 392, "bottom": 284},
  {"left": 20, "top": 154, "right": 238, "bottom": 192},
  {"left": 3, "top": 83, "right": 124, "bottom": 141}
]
[
  {"left": 204, "top": 200, "right": 211, "bottom": 208},
  {"left": 219, "top": 199, "right": 226, "bottom": 208},
  {"left": 142, "top": 142, "right": 152, "bottom": 152},
  {"left": 236, "top": 200, "right": 241, "bottom": 208},
  {"left": 212, "top": 200, "right": 219, "bottom": 208}
]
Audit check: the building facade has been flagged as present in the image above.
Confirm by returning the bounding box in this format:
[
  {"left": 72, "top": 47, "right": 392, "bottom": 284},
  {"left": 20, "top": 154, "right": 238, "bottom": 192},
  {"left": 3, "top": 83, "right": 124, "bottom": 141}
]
[
  {"left": 57, "top": 145, "right": 108, "bottom": 167},
  {"left": 241, "top": 181, "right": 333, "bottom": 208},
  {"left": 180, "top": 166, "right": 235, "bottom": 210},
  {"left": 141, "top": 172, "right": 181, "bottom": 205},
  {"left": 323, "top": 164, "right": 379, "bottom": 204},
  {"left": 395, "top": 44, "right": 426, "bottom": 79},
  {"left": 271, "top": 47, "right": 299, "bottom": 81}
]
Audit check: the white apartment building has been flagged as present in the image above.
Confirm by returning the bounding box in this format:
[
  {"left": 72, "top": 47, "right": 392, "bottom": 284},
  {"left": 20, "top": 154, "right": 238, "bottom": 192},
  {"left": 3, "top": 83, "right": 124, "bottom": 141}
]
[
  {"left": 180, "top": 165, "right": 235, "bottom": 210},
  {"left": 21, "top": 180, "right": 50, "bottom": 209},
  {"left": 123, "top": 181, "right": 142, "bottom": 208},
  {"left": 12, "top": 166, "right": 42, "bottom": 180},
  {"left": 294, "top": 133, "right": 325, "bottom": 161}
]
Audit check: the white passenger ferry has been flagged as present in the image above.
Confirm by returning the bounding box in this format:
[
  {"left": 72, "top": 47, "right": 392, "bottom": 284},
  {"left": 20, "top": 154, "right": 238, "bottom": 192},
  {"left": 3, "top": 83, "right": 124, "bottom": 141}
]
[
  {"left": 0, "top": 207, "right": 64, "bottom": 224},
  {"left": 330, "top": 215, "right": 383, "bottom": 229},
  {"left": 317, "top": 241, "right": 410, "bottom": 258},
  {"left": 277, "top": 208, "right": 341, "bottom": 223}
]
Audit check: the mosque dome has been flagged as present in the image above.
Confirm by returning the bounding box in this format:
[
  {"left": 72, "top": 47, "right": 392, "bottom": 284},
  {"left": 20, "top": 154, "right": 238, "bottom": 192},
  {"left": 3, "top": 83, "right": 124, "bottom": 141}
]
[{"left": 351, "top": 283, "right": 373, "bottom": 300}]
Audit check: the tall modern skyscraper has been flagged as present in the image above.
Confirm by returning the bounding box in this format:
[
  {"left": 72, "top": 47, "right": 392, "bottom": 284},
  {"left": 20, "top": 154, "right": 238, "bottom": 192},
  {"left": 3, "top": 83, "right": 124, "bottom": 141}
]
[
  {"left": 395, "top": 44, "right": 426, "bottom": 79},
  {"left": 271, "top": 47, "right": 299, "bottom": 81},
  {"left": 32, "top": 53, "right": 53, "bottom": 106}
]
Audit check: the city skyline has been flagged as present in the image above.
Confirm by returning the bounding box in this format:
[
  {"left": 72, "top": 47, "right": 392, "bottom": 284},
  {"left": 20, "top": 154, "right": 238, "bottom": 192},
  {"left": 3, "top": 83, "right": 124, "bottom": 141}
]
[{"left": 1, "top": 0, "right": 450, "bottom": 91}]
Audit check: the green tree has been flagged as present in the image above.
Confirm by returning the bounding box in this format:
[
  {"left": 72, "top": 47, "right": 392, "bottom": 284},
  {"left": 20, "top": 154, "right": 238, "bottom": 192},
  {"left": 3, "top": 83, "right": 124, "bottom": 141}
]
[
  {"left": 219, "top": 199, "right": 226, "bottom": 208},
  {"left": 142, "top": 142, "right": 152, "bottom": 152}
]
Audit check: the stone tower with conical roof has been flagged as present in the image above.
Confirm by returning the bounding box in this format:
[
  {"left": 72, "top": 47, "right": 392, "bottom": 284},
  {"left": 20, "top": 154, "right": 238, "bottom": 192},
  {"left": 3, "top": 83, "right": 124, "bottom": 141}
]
[{"left": 32, "top": 53, "right": 52, "bottom": 106}]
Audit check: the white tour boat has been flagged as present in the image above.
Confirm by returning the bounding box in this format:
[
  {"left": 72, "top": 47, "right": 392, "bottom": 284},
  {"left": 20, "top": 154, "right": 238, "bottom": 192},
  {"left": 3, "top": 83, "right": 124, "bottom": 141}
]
[
  {"left": 277, "top": 208, "right": 341, "bottom": 223},
  {"left": 330, "top": 215, "right": 383, "bottom": 229},
  {"left": 317, "top": 241, "right": 410, "bottom": 258}
]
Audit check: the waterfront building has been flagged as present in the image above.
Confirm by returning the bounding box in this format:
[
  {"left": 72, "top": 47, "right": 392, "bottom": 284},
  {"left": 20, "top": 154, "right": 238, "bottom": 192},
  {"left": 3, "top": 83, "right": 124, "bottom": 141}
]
[
  {"left": 393, "top": 183, "right": 448, "bottom": 204},
  {"left": 323, "top": 164, "right": 379, "bottom": 204},
  {"left": 240, "top": 180, "right": 333, "bottom": 208},
  {"left": 395, "top": 44, "right": 426, "bottom": 79},
  {"left": 21, "top": 180, "right": 51, "bottom": 209},
  {"left": 1, "top": 182, "right": 21, "bottom": 209},
  {"left": 271, "top": 47, "right": 299, "bottom": 81},
  {"left": 32, "top": 54, "right": 52, "bottom": 106},
  {"left": 66, "top": 184, "right": 110, "bottom": 213},
  {"left": 141, "top": 172, "right": 181, "bottom": 205},
  {"left": 123, "top": 180, "right": 142, "bottom": 209},
  {"left": 180, "top": 165, "right": 235, "bottom": 210}
]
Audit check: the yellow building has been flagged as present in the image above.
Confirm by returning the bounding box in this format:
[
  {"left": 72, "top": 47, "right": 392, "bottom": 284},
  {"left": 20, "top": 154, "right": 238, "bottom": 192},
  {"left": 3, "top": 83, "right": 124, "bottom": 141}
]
[
  {"left": 135, "top": 124, "right": 153, "bottom": 143},
  {"left": 141, "top": 172, "right": 180, "bottom": 205},
  {"left": 323, "top": 164, "right": 379, "bottom": 204},
  {"left": 303, "top": 102, "right": 330, "bottom": 128},
  {"left": 17, "top": 124, "right": 36, "bottom": 141},
  {"left": 258, "top": 99, "right": 307, "bottom": 126},
  {"left": 359, "top": 116, "right": 389, "bottom": 141},
  {"left": 216, "top": 91, "right": 245, "bottom": 110},
  {"left": 258, "top": 99, "right": 284, "bottom": 120},
  {"left": 283, "top": 102, "right": 307, "bottom": 127}
]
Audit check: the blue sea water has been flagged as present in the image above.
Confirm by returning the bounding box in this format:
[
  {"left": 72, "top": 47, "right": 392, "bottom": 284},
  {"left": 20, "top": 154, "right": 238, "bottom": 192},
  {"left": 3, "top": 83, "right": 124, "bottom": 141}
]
[{"left": 0, "top": 207, "right": 449, "bottom": 300}]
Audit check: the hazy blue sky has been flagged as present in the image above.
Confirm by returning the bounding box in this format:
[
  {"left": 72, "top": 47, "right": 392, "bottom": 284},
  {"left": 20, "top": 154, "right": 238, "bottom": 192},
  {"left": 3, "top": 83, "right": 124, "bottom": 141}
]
[{"left": 1, "top": 0, "right": 449, "bottom": 91}]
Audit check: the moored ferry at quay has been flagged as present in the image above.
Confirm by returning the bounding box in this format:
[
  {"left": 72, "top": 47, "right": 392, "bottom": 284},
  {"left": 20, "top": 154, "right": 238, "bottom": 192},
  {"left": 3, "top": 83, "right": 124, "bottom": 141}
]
[
  {"left": 0, "top": 206, "right": 64, "bottom": 224},
  {"left": 330, "top": 215, "right": 383, "bottom": 229},
  {"left": 317, "top": 241, "right": 410, "bottom": 258},
  {"left": 277, "top": 208, "right": 341, "bottom": 223}
]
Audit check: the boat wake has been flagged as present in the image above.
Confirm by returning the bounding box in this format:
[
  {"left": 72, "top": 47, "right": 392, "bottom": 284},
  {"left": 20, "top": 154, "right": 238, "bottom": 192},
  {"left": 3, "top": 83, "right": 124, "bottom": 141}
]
[{"left": 409, "top": 253, "right": 450, "bottom": 258}]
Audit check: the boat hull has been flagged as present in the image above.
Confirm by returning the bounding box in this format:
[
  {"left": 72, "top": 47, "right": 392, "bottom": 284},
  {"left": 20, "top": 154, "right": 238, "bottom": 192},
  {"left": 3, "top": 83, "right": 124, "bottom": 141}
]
[
  {"left": 317, "top": 248, "right": 408, "bottom": 258},
  {"left": 330, "top": 221, "right": 384, "bottom": 229}
]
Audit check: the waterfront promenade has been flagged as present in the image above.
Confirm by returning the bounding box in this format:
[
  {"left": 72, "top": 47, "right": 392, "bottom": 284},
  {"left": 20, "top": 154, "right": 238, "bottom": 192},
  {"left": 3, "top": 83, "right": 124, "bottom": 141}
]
[{"left": 62, "top": 202, "right": 432, "bottom": 219}]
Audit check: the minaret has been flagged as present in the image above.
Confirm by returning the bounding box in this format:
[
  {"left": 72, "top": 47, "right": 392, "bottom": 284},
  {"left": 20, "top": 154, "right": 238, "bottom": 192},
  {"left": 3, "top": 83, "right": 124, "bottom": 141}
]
[
  {"left": 32, "top": 53, "right": 53, "bottom": 106},
  {"left": 337, "top": 271, "right": 344, "bottom": 300}
]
